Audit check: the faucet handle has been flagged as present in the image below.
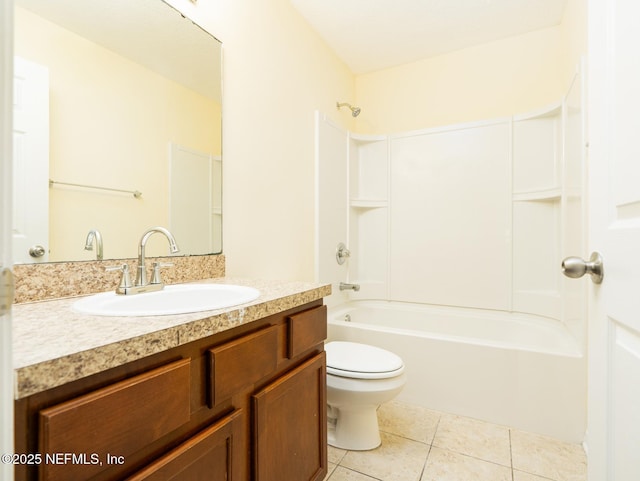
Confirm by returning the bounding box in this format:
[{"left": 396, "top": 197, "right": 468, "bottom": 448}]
[
  {"left": 151, "top": 262, "right": 174, "bottom": 285},
  {"left": 106, "top": 264, "right": 132, "bottom": 289}
]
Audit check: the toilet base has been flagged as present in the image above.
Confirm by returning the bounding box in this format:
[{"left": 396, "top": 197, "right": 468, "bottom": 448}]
[{"left": 327, "top": 404, "right": 381, "bottom": 451}]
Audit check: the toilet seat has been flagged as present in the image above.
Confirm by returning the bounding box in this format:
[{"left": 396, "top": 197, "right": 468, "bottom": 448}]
[{"left": 325, "top": 341, "right": 405, "bottom": 380}]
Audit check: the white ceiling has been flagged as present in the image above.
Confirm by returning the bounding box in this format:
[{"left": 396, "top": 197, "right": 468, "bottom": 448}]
[{"left": 289, "top": 0, "right": 568, "bottom": 74}]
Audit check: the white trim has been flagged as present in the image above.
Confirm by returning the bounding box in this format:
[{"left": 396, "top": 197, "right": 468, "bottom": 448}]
[
  {"left": 388, "top": 116, "right": 511, "bottom": 140},
  {"left": 0, "top": 0, "right": 15, "bottom": 477}
]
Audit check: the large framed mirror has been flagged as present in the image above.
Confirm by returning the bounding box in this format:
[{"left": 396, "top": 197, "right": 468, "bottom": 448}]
[{"left": 13, "top": 0, "right": 222, "bottom": 264}]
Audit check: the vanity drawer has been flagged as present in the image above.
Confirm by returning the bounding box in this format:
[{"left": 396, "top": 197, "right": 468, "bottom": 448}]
[
  {"left": 126, "top": 409, "right": 244, "bottom": 481},
  {"left": 208, "top": 325, "right": 279, "bottom": 406},
  {"left": 39, "top": 358, "right": 191, "bottom": 481},
  {"left": 287, "top": 305, "right": 327, "bottom": 358}
]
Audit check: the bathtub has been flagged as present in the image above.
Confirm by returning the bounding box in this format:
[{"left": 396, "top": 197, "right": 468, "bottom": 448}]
[{"left": 327, "top": 300, "right": 586, "bottom": 443}]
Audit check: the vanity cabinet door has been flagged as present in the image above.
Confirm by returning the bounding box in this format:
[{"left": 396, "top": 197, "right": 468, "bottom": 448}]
[
  {"left": 253, "top": 352, "right": 327, "bottom": 481},
  {"left": 38, "top": 359, "right": 191, "bottom": 481},
  {"left": 126, "top": 409, "right": 244, "bottom": 481}
]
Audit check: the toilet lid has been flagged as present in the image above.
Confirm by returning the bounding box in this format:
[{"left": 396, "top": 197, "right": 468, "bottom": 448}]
[{"left": 325, "top": 341, "right": 404, "bottom": 379}]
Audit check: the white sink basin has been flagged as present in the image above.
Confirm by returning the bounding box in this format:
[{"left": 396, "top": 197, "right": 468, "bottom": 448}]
[{"left": 73, "top": 283, "right": 261, "bottom": 316}]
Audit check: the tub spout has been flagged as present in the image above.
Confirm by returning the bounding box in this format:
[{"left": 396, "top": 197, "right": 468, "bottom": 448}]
[{"left": 339, "top": 282, "right": 360, "bottom": 292}]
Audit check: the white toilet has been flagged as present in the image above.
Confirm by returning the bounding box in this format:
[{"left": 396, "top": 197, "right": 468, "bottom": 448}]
[{"left": 325, "top": 341, "right": 407, "bottom": 450}]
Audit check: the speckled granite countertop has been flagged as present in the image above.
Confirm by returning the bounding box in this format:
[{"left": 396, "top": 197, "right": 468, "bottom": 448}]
[{"left": 12, "top": 278, "right": 331, "bottom": 399}]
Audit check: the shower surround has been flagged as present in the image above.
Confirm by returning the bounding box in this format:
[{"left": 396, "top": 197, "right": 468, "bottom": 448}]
[{"left": 316, "top": 70, "right": 586, "bottom": 441}]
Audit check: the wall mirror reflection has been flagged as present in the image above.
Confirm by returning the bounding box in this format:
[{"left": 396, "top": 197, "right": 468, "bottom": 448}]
[{"left": 13, "top": 0, "right": 222, "bottom": 264}]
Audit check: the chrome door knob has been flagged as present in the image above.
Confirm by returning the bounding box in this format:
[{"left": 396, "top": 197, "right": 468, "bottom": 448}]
[
  {"left": 561, "top": 252, "right": 604, "bottom": 284},
  {"left": 28, "top": 245, "right": 46, "bottom": 258}
]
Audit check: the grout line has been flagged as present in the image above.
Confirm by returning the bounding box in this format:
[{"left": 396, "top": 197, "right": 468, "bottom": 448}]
[
  {"left": 512, "top": 468, "right": 557, "bottom": 481},
  {"left": 331, "top": 401, "right": 584, "bottom": 481},
  {"left": 428, "top": 447, "right": 516, "bottom": 471},
  {"left": 332, "top": 464, "right": 384, "bottom": 481},
  {"left": 509, "top": 429, "right": 514, "bottom": 481},
  {"left": 378, "top": 428, "right": 430, "bottom": 446},
  {"left": 430, "top": 412, "right": 442, "bottom": 445},
  {"left": 417, "top": 443, "right": 434, "bottom": 481}
]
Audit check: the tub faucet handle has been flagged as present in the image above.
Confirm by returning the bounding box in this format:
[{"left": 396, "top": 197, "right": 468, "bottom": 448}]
[{"left": 336, "top": 243, "right": 351, "bottom": 265}]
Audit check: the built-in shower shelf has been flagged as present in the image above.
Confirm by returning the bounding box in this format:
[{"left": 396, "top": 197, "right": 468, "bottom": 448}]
[
  {"left": 350, "top": 199, "right": 388, "bottom": 208},
  {"left": 513, "top": 188, "right": 562, "bottom": 202},
  {"left": 349, "top": 133, "right": 387, "bottom": 143},
  {"left": 512, "top": 101, "right": 562, "bottom": 121}
]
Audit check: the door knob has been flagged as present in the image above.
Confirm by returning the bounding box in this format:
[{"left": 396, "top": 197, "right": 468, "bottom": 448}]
[
  {"left": 28, "top": 245, "right": 46, "bottom": 258},
  {"left": 561, "top": 252, "right": 604, "bottom": 284}
]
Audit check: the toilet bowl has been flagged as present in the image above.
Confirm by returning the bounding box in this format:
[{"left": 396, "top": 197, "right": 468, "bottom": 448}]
[{"left": 325, "top": 341, "right": 406, "bottom": 450}]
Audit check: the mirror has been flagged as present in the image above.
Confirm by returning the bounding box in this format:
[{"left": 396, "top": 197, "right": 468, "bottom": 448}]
[{"left": 13, "top": 0, "right": 222, "bottom": 263}]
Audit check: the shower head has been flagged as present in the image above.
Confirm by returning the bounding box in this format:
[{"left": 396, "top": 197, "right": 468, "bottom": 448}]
[{"left": 337, "top": 102, "right": 361, "bottom": 117}]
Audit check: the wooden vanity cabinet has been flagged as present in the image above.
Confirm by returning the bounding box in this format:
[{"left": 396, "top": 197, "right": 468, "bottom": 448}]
[
  {"left": 253, "top": 353, "right": 326, "bottom": 481},
  {"left": 14, "top": 300, "right": 328, "bottom": 481},
  {"left": 125, "top": 409, "right": 245, "bottom": 481}
]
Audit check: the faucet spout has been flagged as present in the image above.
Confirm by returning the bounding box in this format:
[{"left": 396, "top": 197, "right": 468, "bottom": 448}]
[
  {"left": 135, "top": 227, "right": 179, "bottom": 287},
  {"left": 339, "top": 282, "right": 360, "bottom": 292},
  {"left": 84, "top": 229, "right": 104, "bottom": 261}
]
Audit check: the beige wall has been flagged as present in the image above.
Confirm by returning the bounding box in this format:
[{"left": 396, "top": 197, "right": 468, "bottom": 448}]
[
  {"left": 560, "top": 0, "right": 588, "bottom": 83},
  {"left": 15, "top": 7, "right": 221, "bottom": 261},
  {"left": 166, "top": 0, "right": 587, "bottom": 282},
  {"left": 354, "top": 0, "right": 587, "bottom": 134},
  {"left": 166, "top": 0, "right": 356, "bottom": 281},
  {"left": 41, "top": 0, "right": 584, "bottom": 281}
]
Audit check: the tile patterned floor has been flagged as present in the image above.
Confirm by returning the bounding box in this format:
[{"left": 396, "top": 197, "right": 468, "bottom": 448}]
[{"left": 324, "top": 401, "right": 587, "bottom": 481}]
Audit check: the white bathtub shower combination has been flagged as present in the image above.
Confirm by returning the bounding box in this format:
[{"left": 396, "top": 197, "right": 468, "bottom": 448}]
[
  {"left": 328, "top": 300, "right": 586, "bottom": 443},
  {"left": 316, "top": 74, "right": 587, "bottom": 444}
]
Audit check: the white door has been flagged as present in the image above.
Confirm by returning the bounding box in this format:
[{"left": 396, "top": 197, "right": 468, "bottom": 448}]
[
  {"left": 587, "top": 0, "right": 640, "bottom": 479},
  {"left": 1, "top": 0, "right": 15, "bottom": 477},
  {"left": 12, "top": 56, "right": 49, "bottom": 263}
]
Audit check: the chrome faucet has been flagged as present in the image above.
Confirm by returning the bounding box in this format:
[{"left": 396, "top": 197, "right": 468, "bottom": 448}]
[
  {"left": 106, "top": 227, "right": 179, "bottom": 295},
  {"left": 84, "top": 229, "right": 103, "bottom": 261},
  {"left": 135, "top": 227, "right": 179, "bottom": 287},
  {"left": 339, "top": 282, "right": 360, "bottom": 292}
]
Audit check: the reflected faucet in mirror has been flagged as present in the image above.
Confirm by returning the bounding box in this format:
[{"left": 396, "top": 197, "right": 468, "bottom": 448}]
[{"left": 84, "top": 229, "right": 103, "bottom": 261}]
